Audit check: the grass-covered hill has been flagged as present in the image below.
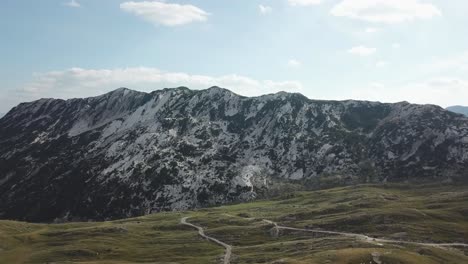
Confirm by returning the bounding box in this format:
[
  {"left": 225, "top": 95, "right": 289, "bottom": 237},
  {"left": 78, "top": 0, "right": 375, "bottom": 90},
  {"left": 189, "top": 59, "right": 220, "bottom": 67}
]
[{"left": 1, "top": 184, "right": 467, "bottom": 263}]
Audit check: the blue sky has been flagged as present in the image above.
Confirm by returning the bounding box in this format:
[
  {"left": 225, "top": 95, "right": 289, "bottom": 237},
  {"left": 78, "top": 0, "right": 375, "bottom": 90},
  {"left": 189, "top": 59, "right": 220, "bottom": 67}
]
[{"left": 1, "top": 0, "right": 468, "bottom": 113}]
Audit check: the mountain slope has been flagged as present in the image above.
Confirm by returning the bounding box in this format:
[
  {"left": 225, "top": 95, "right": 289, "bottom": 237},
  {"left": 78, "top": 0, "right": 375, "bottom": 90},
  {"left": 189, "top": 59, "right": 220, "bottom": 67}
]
[
  {"left": 1, "top": 87, "right": 468, "bottom": 222},
  {"left": 447, "top": 105, "right": 468, "bottom": 117}
]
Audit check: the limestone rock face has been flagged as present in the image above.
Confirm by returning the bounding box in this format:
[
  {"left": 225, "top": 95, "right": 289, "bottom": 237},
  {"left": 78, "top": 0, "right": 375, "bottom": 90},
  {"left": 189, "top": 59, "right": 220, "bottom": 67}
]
[{"left": 1, "top": 87, "right": 468, "bottom": 222}]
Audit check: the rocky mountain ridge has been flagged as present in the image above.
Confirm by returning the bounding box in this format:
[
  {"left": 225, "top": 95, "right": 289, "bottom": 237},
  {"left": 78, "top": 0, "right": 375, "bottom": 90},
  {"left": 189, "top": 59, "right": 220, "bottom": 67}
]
[{"left": 1, "top": 87, "right": 468, "bottom": 222}]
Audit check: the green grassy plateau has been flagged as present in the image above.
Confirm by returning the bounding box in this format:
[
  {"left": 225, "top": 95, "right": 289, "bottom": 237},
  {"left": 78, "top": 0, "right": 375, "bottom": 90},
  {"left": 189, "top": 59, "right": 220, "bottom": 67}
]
[{"left": 1, "top": 184, "right": 468, "bottom": 263}]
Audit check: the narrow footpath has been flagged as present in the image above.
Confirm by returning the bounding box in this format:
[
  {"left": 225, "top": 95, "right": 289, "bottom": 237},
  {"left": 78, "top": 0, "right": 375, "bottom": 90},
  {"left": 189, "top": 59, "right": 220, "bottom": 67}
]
[{"left": 181, "top": 217, "right": 232, "bottom": 264}]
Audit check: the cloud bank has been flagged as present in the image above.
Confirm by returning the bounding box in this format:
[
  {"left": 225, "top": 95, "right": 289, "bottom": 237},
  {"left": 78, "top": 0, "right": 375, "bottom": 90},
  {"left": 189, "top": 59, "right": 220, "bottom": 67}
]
[{"left": 0, "top": 67, "right": 303, "bottom": 113}]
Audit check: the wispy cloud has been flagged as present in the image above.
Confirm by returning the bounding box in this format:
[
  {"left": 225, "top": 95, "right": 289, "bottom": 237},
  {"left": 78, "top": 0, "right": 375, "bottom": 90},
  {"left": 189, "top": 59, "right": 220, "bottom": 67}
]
[
  {"left": 288, "top": 0, "right": 323, "bottom": 7},
  {"left": 287, "top": 59, "right": 302, "bottom": 68},
  {"left": 331, "top": 0, "right": 441, "bottom": 24},
  {"left": 365, "top": 27, "right": 379, "bottom": 33},
  {"left": 348, "top": 45, "right": 376, "bottom": 56},
  {"left": 420, "top": 51, "right": 468, "bottom": 74},
  {"left": 64, "top": 0, "right": 80, "bottom": 8},
  {"left": 375, "top": 61, "right": 388, "bottom": 68},
  {"left": 120, "top": 1, "right": 210, "bottom": 26},
  {"left": 259, "top": 5, "right": 272, "bottom": 15}
]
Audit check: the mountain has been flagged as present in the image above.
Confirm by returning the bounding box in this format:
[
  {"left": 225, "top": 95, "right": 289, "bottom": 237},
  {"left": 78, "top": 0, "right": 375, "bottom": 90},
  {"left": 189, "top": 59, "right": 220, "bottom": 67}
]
[
  {"left": 447, "top": 105, "right": 468, "bottom": 116},
  {"left": 1, "top": 87, "right": 468, "bottom": 222}
]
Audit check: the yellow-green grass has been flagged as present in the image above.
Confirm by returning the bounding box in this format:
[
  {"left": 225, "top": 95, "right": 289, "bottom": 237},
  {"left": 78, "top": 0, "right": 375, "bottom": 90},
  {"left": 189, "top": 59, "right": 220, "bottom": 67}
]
[
  {"left": 1, "top": 184, "right": 468, "bottom": 263},
  {"left": 0, "top": 213, "right": 222, "bottom": 264}
]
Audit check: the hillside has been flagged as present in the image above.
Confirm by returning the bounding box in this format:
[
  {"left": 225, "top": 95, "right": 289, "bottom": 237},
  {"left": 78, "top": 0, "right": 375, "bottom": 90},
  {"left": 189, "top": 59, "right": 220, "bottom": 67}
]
[
  {"left": 1, "top": 87, "right": 468, "bottom": 222},
  {"left": 447, "top": 106, "right": 468, "bottom": 117},
  {"left": 1, "top": 184, "right": 467, "bottom": 264}
]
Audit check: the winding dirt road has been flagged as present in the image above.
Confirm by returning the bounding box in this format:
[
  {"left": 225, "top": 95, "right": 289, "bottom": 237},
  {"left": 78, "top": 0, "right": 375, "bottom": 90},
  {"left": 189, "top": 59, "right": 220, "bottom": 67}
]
[
  {"left": 263, "top": 219, "right": 468, "bottom": 249},
  {"left": 180, "top": 216, "right": 466, "bottom": 263},
  {"left": 181, "top": 217, "right": 232, "bottom": 264}
]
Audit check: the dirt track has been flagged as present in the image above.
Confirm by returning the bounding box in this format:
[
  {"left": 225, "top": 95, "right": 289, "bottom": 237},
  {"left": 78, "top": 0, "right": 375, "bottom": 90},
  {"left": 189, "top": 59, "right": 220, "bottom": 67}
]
[{"left": 263, "top": 219, "right": 468, "bottom": 249}]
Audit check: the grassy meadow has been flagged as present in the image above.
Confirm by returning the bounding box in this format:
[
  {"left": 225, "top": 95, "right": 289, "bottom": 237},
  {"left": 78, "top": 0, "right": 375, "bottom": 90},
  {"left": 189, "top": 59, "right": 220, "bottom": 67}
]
[{"left": 1, "top": 184, "right": 467, "bottom": 263}]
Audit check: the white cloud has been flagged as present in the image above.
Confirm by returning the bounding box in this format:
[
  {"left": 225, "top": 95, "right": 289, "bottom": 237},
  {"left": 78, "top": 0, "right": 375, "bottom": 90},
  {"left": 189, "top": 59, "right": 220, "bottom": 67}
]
[
  {"left": 288, "top": 0, "right": 323, "bottom": 7},
  {"left": 3, "top": 67, "right": 303, "bottom": 112},
  {"left": 287, "top": 59, "right": 302, "bottom": 68},
  {"left": 375, "top": 61, "right": 388, "bottom": 67},
  {"left": 259, "top": 5, "right": 272, "bottom": 15},
  {"left": 331, "top": 0, "right": 442, "bottom": 24},
  {"left": 365, "top": 27, "right": 379, "bottom": 33},
  {"left": 348, "top": 45, "right": 376, "bottom": 56},
  {"left": 64, "top": 0, "right": 80, "bottom": 8},
  {"left": 120, "top": 1, "right": 209, "bottom": 26}
]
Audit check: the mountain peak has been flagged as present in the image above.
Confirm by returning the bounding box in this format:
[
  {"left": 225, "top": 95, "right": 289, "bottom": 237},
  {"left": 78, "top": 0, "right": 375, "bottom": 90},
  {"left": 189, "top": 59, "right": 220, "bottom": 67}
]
[
  {"left": 105, "top": 87, "right": 144, "bottom": 96},
  {"left": 205, "top": 86, "right": 234, "bottom": 93}
]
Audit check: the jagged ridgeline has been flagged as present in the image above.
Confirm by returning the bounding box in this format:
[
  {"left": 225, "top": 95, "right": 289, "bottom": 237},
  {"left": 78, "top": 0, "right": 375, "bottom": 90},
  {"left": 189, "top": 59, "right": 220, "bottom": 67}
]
[{"left": 1, "top": 87, "right": 468, "bottom": 222}]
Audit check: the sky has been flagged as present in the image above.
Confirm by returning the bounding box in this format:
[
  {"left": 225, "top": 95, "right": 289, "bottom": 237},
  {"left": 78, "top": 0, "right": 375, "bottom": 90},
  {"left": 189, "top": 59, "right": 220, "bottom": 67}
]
[{"left": 1, "top": 0, "right": 468, "bottom": 114}]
